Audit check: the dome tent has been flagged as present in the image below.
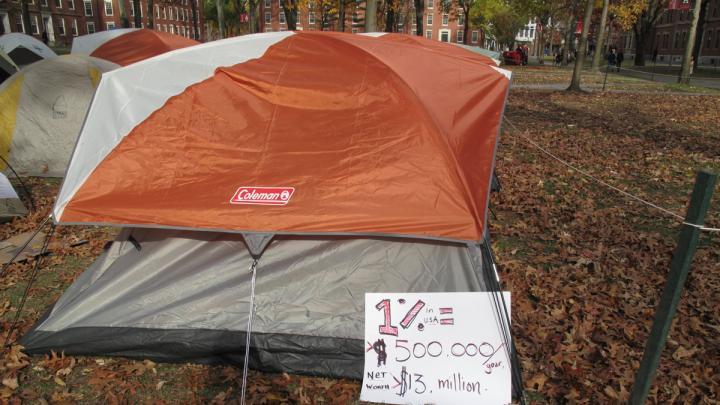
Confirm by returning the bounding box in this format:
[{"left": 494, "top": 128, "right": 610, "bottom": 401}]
[
  {"left": 0, "top": 33, "right": 57, "bottom": 66},
  {"left": 71, "top": 29, "right": 199, "bottom": 66},
  {"left": 0, "top": 49, "right": 19, "bottom": 83},
  {"left": 21, "top": 32, "right": 519, "bottom": 395},
  {"left": 0, "top": 55, "right": 118, "bottom": 177}
]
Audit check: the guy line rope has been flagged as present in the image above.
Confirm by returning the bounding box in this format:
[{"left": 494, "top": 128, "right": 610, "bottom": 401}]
[{"left": 502, "top": 117, "right": 719, "bottom": 233}]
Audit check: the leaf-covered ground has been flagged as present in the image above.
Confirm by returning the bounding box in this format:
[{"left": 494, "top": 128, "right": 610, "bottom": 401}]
[{"left": 1, "top": 69, "right": 719, "bottom": 403}]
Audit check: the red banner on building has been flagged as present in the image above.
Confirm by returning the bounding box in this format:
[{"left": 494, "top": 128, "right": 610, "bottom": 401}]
[{"left": 668, "top": 0, "right": 690, "bottom": 10}]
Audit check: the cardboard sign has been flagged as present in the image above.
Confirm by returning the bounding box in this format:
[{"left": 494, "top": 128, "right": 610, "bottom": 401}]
[{"left": 361, "top": 292, "right": 511, "bottom": 405}]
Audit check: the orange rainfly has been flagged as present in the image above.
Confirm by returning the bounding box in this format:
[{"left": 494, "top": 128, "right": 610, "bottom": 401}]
[
  {"left": 90, "top": 30, "right": 199, "bottom": 66},
  {"left": 54, "top": 32, "right": 511, "bottom": 243}
]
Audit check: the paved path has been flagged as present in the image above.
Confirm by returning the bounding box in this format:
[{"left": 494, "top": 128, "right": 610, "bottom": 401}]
[
  {"left": 511, "top": 83, "right": 714, "bottom": 96},
  {"left": 611, "top": 67, "right": 720, "bottom": 90}
]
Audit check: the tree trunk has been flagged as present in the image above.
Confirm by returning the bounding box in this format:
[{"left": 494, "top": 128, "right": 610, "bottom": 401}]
[
  {"left": 133, "top": 0, "right": 141, "bottom": 27},
  {"left": 679, "top": 0, "right": 702, "bottom": 83},
  {"left": 282, "top": 1, "right": 297, "bottom": 30},
  {"left": 691, "top": 0, "right": 709, "bottom": 71},
  {"left": 591, "top": 0, "right": 609, "bottom": 71},
  {"left": 365, "top": 0, "right": 377, "bottom": 32},
  {"left": 384, "top": 0, "right": 394, "bottom": 32},
  {"left": 568, "top": 0, "right": 595, "bottom": 91},
  {"left": 249, "top": 0, "right": 257, "bottom": 33},
  {"left": 20, "top": 0, "right": 32, "bottom": 35},
  {"left": 634, "top": 25, "right": 646, "bottom": 65},
  {"left": 338, "top": 0, "right": 345, "bottom": 32},
  {"left": 413, "top": 0, "right": 423, "bottom": 36},
  {"left": 563, "top": 15, "right": 574, "bottom": 65},
  {"left": 535, "top": 19, "right": 543, "bottom": 63},
  {"left": 119, "top": 0, "right": 130, "bottom": 28},
  {"left": 216, "top": 0, "right": 225, "bottom": 38},
  {"left": 147, "top": 0, "right": 154, "bottom": 28},
  {"left": 190, "top": 0, "right": 199, "bottom": 39},
  {"left": 462, "top": 4, "right": 469, "bottom": 44}
]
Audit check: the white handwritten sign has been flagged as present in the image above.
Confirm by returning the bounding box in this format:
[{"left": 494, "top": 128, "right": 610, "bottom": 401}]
[{"left": 360, "top": 292, "right": 511, "bottom": 405}]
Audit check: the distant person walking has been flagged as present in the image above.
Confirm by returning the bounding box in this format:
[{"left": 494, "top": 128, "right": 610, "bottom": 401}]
[
  {"left": 616, "top": 50, "right": 624, "bottom": 72},
  {"left": 607, "top": 49, "right": 617, "bottom": 72}
]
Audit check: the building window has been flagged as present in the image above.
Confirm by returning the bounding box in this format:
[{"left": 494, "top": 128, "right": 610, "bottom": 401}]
[
  {"left": 16, "top": 16, "right": 24, "bottom": 33},
  {"left": 471, "top": 30, "right": 478, "bottom": 43},
  {"left": 707, "top": 30, "right": 713, "bottom": 49},
  {"left": 175, "top": 7, "right": 179, "bottom": 20},
  {"left": 279, "top": 10, "right": 286, "bottom": 24},
  {"left": 265, "top": 11, "right": 271, "bottom": 23},
  {"left": 86, "top": 21, "right": 95, "bottom": 33},
  {"left": 458, "top": 12, "right": 464, "bottom": 26},
  {"left": 57, "top": 17, "right": 66, "bottom": 34},
  {"left": 156, "top": 5, "right": 160, "bottom": 18},
  {"left": 352, "top": 28, "right": 358, "bottom": 34},
  {"left": 442, "top": 13, "right": 448, "bottom": 25},
  {"left": 457, "top": 30, "right": 463, "bottom": 43},
  {"left": 425, "top": 29, "right": 431, "bottom": 39},
  {"left": 427, "top": 0, "right": 433, "bottom": 8},
  {"left": 42, "top": 0, "right": 48, "bottom": 7},
  {"left": 309, "top": 12, "right": 315, "bottom": 24},
  {"left": 106, "top": 21, "right": 115, "bottom": 29},
  {"left": 55, "top": 0, "right": 62, "bottom": 8},
  {"left": 31, "top": 15, "right": 39, "bottom": 34},
  {"left": 68, "top": 0, "right": 74, "bottom": 9},
  {"left": 71, "top": 18, "right": 78, "bottom": 35},
  {"left": 163, "top": 6, "right": 167, "bottom": 19},
  {"left": 130, "top": 0, "right": 135, "bottom": 15},
  {"left": 104, "top": 0, "right": 113, "bottom": 16},
  {"left": 426, "top": 14, "right": 432, "bottom": 26},
  {"left": 264, "top": 0, "right": 270, "bottom": 7}
]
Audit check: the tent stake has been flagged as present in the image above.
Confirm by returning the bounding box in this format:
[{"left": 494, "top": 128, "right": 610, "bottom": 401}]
[
  {"left": 629, "top": 170, "right": 717, "bottom": 404},
  {"left": 240, "top": 257, "right": 259, "bottom": 405}
]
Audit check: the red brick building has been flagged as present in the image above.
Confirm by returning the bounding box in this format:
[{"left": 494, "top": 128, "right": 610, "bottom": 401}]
[
  {"left": 259, "top": 0, "right": 485, "bottom": 47},
  {"left": 618, "top": 0, "right": 720, "bottom": 66},
  {"left": 0, "top": 0, "right": 204, "bottom": 48}
]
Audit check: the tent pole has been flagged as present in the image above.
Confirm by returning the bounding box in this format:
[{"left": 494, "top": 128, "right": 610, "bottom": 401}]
[
  {"left": 0, "top": 155, "right": 36, "bottom": 211},
  {"left": 240, "top": 257, "right": 259, "bottom": 405},
  {"left": 3, "top": 221, "right": 56, "bottom": 347},
  {"left": 479, "top": 240, "right": 527, "bottom": 405},
  {"left": 0, "top": 215, "right": 51, "bottom": 279}
]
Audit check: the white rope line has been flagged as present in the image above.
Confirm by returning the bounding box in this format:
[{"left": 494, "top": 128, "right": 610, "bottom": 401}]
[{"left": 502, "top": 118, "right": 720, "bottom": 233}]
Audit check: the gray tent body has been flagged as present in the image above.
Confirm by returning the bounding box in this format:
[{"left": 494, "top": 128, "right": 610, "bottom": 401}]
[{"left": 22, "top": 228, "right": 492, "bottom": 378}]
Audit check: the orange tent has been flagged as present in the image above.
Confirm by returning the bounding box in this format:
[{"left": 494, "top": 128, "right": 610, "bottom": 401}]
[
  {"left": 55, "top": 32, "right": 510, "bottom": 243},
  {"left": 26, "top": 33, "right": 520, "bottom": 398},
  {"left": 71, "top": 29, "right": 199, "bottom": 66}
]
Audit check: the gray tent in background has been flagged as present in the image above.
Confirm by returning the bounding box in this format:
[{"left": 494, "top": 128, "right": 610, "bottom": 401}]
[
  {"left": 454, "top": 43, "right": 503, "bottom": 65},
  {"left": 0, "top": 173, "right": 26, "bottom": 223},
  {"left": 0, "top": 49, "right": 18, "bottom": 83}
]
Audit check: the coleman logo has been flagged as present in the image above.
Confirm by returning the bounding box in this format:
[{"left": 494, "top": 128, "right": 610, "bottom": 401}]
[{"left": 230, "top": 186, "right": 295, "bottom": 206}]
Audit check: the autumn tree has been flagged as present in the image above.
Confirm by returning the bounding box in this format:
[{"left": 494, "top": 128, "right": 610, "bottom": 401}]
[
  {"left": 591, "top": 0, "right": 610, "bottom": 71},
  {"left": 414, "top": 0, "right": 424, "bottom": 35},
  {"left": 623, "top": 0, "right": 665, "bottom": 65},
  {"left": 567, "top": 0, "right": 595, "bottom": 90},
  {"left": 216, "top": 0, "right": 226, "bottom": 37},
  {"left": 366, "top": 0, "right": 378, "bottom": 30},
  {"left": 147, "top": 0, "right": 155, "bottom": 28},
  {"left": 471, "top": 0, "right": 525, "bottom": 49},
  {"left": 190, "top": 0, "right": 201, "bottom": 38}
]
